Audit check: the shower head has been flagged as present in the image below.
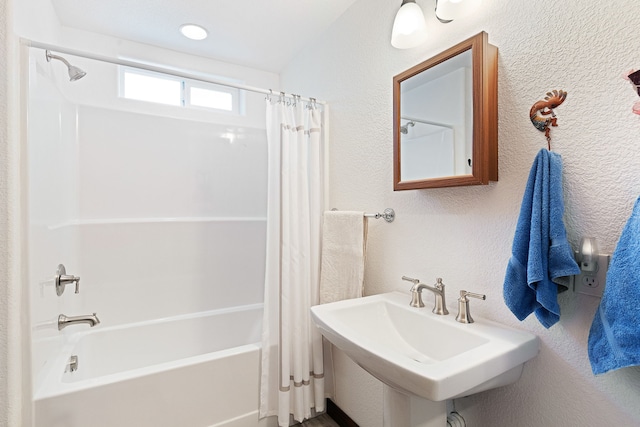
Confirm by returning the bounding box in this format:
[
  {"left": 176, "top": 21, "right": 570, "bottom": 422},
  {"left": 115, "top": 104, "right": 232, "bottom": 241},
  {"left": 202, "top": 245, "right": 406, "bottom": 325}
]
[
  {"left": 46, "top": 50, "right": 87, "bottom": 81},
  {"left": 400, "top": 121, "right": 415, "bottom": 134}
]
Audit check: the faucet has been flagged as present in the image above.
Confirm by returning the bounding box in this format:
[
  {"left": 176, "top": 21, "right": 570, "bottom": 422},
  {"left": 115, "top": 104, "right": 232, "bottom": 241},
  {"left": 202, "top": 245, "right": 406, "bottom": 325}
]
[
  {"left": 58, "top": 313, "right": 100, "bottom": 330},
  {"left": 402, "top": 276, "right": 449, "bottom": 315}
]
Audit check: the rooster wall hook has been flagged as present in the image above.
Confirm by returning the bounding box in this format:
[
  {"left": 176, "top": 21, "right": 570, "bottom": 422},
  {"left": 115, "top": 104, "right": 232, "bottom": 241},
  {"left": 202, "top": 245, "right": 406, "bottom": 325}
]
[{"left": 530, "top": 89, "right": 567, "bottom": 150}]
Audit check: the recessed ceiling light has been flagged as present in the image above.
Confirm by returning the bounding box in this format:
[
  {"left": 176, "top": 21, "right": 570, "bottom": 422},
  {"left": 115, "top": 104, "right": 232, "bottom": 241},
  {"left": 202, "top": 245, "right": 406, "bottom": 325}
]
[{"left": 180, "top": 24, "right": 208, "bottom": 41}]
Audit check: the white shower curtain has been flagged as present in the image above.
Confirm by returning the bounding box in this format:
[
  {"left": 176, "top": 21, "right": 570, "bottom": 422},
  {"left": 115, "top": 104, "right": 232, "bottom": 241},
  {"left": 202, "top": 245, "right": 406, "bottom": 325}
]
[{"left": 260, "top": 96, "right": 326, "bottom": 426}]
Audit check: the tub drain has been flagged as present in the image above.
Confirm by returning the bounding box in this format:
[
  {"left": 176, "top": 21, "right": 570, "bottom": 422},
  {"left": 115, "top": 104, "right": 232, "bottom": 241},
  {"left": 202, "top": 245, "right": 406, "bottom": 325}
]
[{"left": 66, "top": 355, "right": 79, "bottom": 373}]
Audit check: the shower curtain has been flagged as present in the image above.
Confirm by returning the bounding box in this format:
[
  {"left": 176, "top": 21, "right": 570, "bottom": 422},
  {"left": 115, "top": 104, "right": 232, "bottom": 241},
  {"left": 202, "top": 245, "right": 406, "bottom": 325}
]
[{"left": 260, "top": 96, "right": 326, "bottom": 426}]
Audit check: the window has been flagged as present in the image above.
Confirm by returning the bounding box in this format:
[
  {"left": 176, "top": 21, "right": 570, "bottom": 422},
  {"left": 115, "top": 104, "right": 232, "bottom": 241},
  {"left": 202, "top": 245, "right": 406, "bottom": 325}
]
[
  {"left": 186, "top": 82, "right": 239, "bottom": 112},
  {"left": 122, "top": 70, "right": 182, "bottom": 106},
  {"left": 119, "top": 67, "right": 242, "bottom": 114}
]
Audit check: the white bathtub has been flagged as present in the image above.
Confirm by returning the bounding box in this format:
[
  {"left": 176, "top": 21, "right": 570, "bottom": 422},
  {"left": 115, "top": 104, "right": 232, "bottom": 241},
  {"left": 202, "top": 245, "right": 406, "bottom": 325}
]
[{"left": 34, "top": 304, "right": 276, "bottom": 427}]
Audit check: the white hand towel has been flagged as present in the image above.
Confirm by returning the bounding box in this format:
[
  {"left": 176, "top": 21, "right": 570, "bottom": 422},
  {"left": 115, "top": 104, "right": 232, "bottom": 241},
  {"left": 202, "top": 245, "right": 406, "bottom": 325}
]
[{"left": 319, "top": 211, "right": 368, "bottom": 304}]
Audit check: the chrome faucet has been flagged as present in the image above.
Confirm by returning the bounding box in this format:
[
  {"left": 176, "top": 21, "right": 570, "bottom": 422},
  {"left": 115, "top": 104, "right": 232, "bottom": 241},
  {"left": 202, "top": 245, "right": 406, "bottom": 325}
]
[
  {"left": 402, "top": 276, "right": 449, "bottom": 315},
  {"left": 58, "top": 313, "right": 100, "bottom": 330}
]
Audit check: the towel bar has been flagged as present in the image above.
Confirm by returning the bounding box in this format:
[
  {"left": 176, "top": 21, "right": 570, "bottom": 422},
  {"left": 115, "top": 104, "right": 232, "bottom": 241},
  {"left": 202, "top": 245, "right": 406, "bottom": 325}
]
[
  {"left": 364, "top": 208, "right": 395, "bottom": 222},
  {"left": 331, "top": 208, "right": 396, "bottom": 223}
]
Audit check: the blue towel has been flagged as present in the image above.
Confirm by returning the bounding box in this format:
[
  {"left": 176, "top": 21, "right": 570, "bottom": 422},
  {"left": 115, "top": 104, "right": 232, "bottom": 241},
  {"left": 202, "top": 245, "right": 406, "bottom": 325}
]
[
  {"left": 588, "top": 196, "right": 640, "bottom": 375},
  {"left": 503, "top": 149, "right": 580, "bottom": 328}
]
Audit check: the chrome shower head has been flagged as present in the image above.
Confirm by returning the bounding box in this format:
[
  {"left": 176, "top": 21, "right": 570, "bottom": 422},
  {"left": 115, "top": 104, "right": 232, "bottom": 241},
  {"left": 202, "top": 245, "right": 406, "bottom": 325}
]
[
  {"left": 46, "top": 50, "right": 86, "bottom": 81},
  {"left": 67, "top": 65, "right": 87, "bottom": 82},
  {"left": 400, "top": 121, "right": 415, "bottom": 134}
]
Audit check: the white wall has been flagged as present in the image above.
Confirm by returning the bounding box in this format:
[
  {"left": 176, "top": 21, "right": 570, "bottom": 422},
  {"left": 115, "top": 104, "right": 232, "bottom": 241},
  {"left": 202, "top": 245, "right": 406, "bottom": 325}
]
[
  {"left": 282, "top": 0, "right": 640, "bottom": 426},
  {"left": 0, "top": 0, "right": 10, "bottom": 423}
]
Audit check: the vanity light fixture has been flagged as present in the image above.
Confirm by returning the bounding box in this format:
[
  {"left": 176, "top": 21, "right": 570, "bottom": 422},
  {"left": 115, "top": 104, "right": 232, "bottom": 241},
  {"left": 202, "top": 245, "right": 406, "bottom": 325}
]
[
  {"left": 435, "top": 0, "right": 482, "bottom": 22},
  {"left": 391, "top": 0, "right": 428, "bottom": 49},
  {"left": 391, "top": 0, "right": 483, "bottom": 49},
  {"left": 180, "top": 24, "right": 208, "bottom": 41}
]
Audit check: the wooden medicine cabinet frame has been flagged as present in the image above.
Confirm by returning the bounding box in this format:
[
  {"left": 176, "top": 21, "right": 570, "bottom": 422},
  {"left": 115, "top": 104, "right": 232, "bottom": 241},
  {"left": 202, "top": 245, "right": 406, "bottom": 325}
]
[{"left": 393, "top": 31, "right": 498, "bottom": 190}]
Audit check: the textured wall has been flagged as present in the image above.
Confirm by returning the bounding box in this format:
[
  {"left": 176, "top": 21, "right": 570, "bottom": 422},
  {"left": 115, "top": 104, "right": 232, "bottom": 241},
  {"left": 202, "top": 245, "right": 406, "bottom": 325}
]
[
  {"left": 0, "top": 0, "right": 10, "bottom": 423},
  {"left": 282, "top": 0, "right": 640, "bottom": 425},
  {"left": 2, "top": 0, "right": 29, "bottom": 425}
]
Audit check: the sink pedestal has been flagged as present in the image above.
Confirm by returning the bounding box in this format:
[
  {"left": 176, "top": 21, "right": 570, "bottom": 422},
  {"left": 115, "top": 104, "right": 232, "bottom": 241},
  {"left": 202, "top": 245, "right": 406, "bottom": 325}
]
[{"left": 383, "top": 386, "right": 446, "bottom": 427}]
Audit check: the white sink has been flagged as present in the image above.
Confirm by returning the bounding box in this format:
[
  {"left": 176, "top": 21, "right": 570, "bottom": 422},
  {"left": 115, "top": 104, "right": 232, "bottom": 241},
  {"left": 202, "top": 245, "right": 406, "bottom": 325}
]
[{"left": 311, "top": 291, "right": 539, "bottom": 402}]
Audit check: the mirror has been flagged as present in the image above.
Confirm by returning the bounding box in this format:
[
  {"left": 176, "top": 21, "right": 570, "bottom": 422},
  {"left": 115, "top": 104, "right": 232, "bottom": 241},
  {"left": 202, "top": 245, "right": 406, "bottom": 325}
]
[{"left": 393, "top": 32, "right": 498, "bottom": 190}]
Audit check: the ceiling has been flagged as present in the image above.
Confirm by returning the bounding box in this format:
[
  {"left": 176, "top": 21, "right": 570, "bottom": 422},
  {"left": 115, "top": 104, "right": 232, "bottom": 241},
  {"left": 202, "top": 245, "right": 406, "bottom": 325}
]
[{"left": 51, "top": 0, "right": 360, "bottom": 73}]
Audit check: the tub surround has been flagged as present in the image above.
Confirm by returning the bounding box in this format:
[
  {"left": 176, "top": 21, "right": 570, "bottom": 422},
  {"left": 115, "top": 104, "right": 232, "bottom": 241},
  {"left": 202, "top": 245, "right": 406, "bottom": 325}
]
[
  {"left": 27, "top": 47, "right": 270, "bottom": 400},
  {"left": 24, "top": 29, "right": 276, "bottom": 426}
]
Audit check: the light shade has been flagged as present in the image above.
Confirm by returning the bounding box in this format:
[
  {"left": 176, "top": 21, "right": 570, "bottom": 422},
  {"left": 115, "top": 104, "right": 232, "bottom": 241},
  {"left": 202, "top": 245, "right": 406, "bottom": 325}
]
[
  {"left": 180, "top": 24, "right": 208, "bottom": 40},
  {"left": 435, "top": 0, "right": 482, "bottom": 21},
  {"left": 391, "top": 1, "right": 428, "bottom": 49}
]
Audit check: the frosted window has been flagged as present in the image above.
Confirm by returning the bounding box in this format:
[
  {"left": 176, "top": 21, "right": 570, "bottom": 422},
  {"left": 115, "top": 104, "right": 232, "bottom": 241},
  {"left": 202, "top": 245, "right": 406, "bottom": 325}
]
[
  {"left": 123, "top": 71, "right": 181, "bottom": 106},
  {"left": 119, "top": 66, "right": 242, "bottom": 114},
  {"left": 190, "top": 87, "right": 233, "bottom": 111}
]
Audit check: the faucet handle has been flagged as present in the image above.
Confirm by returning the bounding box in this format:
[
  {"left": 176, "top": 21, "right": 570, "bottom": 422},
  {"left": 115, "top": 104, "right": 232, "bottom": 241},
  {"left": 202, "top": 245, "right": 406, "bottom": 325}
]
[
  {"left": 456, "top": 290, "right": 486, "bottom": 324},
  {"left": 55, "top": 264, "right": 81, "bottom": 296},
  {"left": 402, "top": 276, "right": 420, "bottom": 285},
  {"left": 460, "top": 291, "right": 486, "bottom": 301},
  {"left": 405, "top": 276, "right": 425, "bottom": 307}
]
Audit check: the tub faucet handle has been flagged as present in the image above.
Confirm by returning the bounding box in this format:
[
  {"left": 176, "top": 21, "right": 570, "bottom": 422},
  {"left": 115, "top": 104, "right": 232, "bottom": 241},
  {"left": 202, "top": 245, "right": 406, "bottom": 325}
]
[{"left": 55, "top": 264, "right": 80, "bottom": 296}]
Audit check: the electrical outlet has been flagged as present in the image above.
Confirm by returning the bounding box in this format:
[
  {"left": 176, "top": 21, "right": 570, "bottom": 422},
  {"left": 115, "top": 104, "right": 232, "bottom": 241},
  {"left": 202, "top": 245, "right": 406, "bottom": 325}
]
[{"left": 571, "top": 254, "right": 610, "bottom": 297}]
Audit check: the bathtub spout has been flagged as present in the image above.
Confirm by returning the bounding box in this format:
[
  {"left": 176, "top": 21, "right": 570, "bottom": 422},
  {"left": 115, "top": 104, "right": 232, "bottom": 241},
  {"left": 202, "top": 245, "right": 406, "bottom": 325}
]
[{"left": 58, "top": 313, "right": 100, "bottom": 330}]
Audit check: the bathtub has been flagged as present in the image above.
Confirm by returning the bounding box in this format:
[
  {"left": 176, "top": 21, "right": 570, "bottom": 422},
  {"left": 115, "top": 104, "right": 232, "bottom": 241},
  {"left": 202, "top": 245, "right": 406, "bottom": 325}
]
[{"left": 34, "top": 304, "right": 277, "bottom": 427}]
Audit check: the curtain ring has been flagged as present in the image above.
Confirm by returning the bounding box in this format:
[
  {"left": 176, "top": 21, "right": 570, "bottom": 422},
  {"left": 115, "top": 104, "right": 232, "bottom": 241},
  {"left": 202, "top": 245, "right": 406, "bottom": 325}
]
[
  {"left": 266, "top": 89, "right": 272, "bottom": 102},
  {"left": 279, "top": 91, "right": 285, "bottom": 104}
]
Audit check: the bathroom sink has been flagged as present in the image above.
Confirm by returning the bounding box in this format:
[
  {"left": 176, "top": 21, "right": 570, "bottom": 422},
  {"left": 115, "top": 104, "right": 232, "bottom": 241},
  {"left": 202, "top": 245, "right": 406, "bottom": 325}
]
[{"left": 310, "top": 292, "right": 539, "bottom": 401}]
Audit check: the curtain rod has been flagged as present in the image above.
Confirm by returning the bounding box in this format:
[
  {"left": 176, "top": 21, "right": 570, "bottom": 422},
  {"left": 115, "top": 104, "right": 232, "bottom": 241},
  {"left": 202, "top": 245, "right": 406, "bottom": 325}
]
[
  {"left": 22, "top": 39, "right": 326, "bottom": 105},
  {"left": 400, "top": 115, "right": 454, "bottom": 130}
]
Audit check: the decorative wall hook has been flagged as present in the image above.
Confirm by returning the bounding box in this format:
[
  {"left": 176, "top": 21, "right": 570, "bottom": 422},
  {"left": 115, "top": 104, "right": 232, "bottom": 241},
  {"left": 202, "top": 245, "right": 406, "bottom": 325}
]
[
  {"left": 623, "top": 69, "right": 640, "bottom": 115},
  {"left": 529, "top": 89, "right": 567, "bottom": 150}
]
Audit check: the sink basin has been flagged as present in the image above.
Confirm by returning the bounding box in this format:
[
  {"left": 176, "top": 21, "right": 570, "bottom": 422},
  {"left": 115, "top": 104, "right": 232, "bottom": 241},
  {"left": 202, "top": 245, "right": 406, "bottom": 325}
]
[{"left": 310, "top": 291, "right": 539, "bottom": 401}]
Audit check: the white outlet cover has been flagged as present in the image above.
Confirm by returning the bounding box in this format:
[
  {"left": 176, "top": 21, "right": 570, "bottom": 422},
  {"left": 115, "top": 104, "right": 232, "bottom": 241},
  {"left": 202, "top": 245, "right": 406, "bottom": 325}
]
[{"left": 571, "top": 254, "right": 610, "bottom": 297}]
